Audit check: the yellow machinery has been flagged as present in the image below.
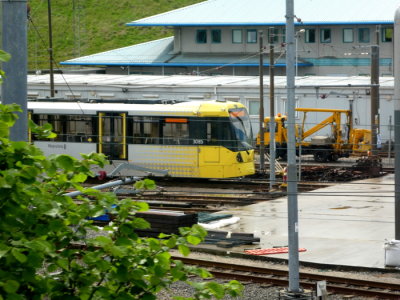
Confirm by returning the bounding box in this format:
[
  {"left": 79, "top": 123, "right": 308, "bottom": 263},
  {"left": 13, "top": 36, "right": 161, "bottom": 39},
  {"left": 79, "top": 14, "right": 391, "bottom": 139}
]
[{"left": 256, "top": 108, "right": 371, "bottom": 162}]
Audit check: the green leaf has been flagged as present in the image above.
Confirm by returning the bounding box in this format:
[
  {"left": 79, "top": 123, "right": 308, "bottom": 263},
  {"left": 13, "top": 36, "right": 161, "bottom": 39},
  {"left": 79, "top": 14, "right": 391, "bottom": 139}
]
[
  {"left": 165, "top": 236, "right": 177, "bottom": 248},
  {"left": 25, "top": 239, "right": 53, "bottom": 253},
  {"left": 178, "top": 244, "right": 190, "bottom": 256},
  {"left": 55, "top": 155, "right": 76, "bottom": 171},
  {"left": 56, "top": 258, "right": 69, "bottom": 270},
  {"left": 93, "top": 236, "right": 113, "bottom": 247},
  {"left": 134, "top": 180, "right": 145, "bottom": 190},
  {"left": 109, "top": 245, "right": 126, "bottom": 257},
  {"left": 141, "top": 293, "right": 156, "bottom": 300},
  {"left": 134, "top": 179, "right": 156, "bottom": 190},
  {"left": 0, "top": 246, "right": 10, "bottom": 258},
  {"left": 134, "top": 201, "right": 149, "bottom": 212},
  {"left": 206, "top": 282, "right": 225, "bottom": 298},
  {"left": 186, "top": 235, "right": 202, "bottom": 245},
  {"left": 47, "top": 264, "right": 58, "bottom": 273},
  {"left": 131, "top": 217, "right": 150, "bottom": 230},
  {"left": 70, "top": 172, "right": 87, "bottom": 183},
  {"left": 11, "top": 248, "right": 27, "bottom": 263},
  {"left": 3, "top": 280, "right": 19, "bottom": 294},
  {"left": 131, "top": 269, "right": 145, "bottom": 280},
  {"left": 191, "top": 224, "right": 207, "bottom": 238},
  {"left": 225, "top": 280, "right": 243, "bottom": 297},
  {"left": 0, "top": 50, "right": 11, "bottom": 63}
]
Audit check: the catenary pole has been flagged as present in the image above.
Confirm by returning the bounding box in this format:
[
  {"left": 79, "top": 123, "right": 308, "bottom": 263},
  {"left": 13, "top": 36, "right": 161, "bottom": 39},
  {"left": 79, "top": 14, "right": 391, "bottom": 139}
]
[
  {"left": 47, "top": 0, "right": 55, "bottom": 97},
  {"left": 370, "top": 45, "right": 379, "bottom": 154},
  {"left": 269, "top": 27, "right": 276, "bottom": 189},
  {"left": 285, "top": 0, "right": 301, "bottom": 294},
  {"left": 1, "top": 0, "right": 28, "bottom": 141},
  {"left": 259, "top": 31, "right": 265, "bottom": 174},
  {"left": 394, "top": 7, "right": 400, "bottom": 240}
]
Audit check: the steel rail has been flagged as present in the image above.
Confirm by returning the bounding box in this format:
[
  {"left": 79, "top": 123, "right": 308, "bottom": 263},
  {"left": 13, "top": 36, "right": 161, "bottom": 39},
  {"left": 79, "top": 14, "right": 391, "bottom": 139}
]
[{"left": 173, "top": 256, "right": 400, "bottom": 299}]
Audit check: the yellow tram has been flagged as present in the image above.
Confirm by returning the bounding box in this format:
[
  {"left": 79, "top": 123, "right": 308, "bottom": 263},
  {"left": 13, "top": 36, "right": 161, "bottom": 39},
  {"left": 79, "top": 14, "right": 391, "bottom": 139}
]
[{"left": 28, "top": 100, "right": 255, "bottom": 178}]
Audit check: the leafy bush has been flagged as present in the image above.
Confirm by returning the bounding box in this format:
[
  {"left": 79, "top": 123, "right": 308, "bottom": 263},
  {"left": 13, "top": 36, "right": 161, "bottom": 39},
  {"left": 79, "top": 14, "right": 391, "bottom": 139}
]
[{"left": 0, "top": 103, "right": 242, "bottom": 299}]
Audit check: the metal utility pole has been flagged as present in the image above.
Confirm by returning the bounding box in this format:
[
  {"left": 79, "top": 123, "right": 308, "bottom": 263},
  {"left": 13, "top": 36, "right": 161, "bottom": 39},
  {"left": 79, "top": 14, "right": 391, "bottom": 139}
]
[
  {"left": 285, "top": 0, "right": 301, "bottom": 295},
  {"left": 259, "top": 30, "right": 265, "bottom": 174},
  {"left": 269, "top": 27, "right": 276, "bottom": 189},
  {"left": 47, "top": 0, "right": 55, "bottom": 97},
  {"left": 370, "top": 45, "right": 380, "bottom": 154},
  {"left": 1, "top": 0, "right": 28, "bottom": 141},
  {"left": 394, "top": 7, "right": 400, "bottom": 240}
]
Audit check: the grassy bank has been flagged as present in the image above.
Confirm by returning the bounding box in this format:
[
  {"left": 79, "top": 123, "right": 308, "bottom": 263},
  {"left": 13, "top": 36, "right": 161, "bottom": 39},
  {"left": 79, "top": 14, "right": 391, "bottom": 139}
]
[{"left": 27, "top": 0, "right": 202, "bottom": 70}]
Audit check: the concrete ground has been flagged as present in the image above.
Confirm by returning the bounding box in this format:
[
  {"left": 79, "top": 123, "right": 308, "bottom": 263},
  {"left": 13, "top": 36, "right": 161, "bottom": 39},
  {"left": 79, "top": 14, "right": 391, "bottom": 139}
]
[{"left": 218, "top": 174, "right": 395, "bottom": 269}]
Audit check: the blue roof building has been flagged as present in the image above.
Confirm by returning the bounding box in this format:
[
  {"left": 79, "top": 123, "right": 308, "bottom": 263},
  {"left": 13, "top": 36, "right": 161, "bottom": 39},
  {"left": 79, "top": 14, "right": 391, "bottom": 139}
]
[{"left": 61, "top": 0, "right": 400, "bottom": 77}]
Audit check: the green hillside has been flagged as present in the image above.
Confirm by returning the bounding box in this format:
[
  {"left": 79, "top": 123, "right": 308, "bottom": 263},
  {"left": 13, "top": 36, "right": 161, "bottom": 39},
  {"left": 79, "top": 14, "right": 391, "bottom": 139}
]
[{"left": 27, "top": 0, "right": 202, "bottom": 71}]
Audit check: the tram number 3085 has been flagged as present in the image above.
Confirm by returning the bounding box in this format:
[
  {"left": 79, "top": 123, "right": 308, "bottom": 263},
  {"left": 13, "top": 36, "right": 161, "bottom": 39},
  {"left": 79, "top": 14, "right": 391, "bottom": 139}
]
[{"left": 193, "top": 139, "right": 204, "bottom": 145}]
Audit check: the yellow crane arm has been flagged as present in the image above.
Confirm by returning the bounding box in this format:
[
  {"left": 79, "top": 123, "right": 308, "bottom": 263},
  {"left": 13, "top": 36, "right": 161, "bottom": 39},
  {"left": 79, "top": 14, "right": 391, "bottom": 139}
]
[{"left": 301, "top": 113, "right": 337, "bottom": 139}]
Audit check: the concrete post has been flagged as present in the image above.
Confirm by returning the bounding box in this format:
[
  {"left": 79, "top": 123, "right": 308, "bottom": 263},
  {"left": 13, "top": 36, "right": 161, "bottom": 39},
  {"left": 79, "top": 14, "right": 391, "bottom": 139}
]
[
  {"left": 259, "top": 31, "right": 265, "bottom": 174},
  {"left": 1, "top": 0, "right": 28, "bottom": 141},
  {"left": 370, "top": 45, "right": 379, "bottom": 154},
  {"left": 286, "top": 0, "right": 300, "bottom": 293},
  {"left": 269, "top": 27, "right": 276, "bottom": 189},
  {"left": 394, "top": 7, "right": 400, "bottom": 240}
]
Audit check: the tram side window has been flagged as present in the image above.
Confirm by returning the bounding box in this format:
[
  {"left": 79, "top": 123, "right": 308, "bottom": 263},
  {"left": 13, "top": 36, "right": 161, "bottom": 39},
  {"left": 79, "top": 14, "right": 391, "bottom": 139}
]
[
  {"left": 132, "top": 117, "right": 160, "bottom": 144},
  {"left": 209, "top": 118, "right": 235, "bottom": 149},
  {"left": 31, "top": 114, "right": 66, "bottom": 142},
  {"left": 31, "top": 114, "right": 96, "bottom": 142},
  {"left": 66, "top": 115, "right": 96, "bottom": 142},
  {"left": 162, "top": 119, "right": 189, "bottom": 145},
  {"left": 188, "top": 118, "right": 235, "bottom": 149}
]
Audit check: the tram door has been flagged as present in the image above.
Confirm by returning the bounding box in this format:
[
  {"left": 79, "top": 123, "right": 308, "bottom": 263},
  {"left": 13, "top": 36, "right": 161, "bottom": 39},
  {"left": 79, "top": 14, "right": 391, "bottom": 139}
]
[{"left": 98, "top": 112, "right": 127, "bottom": 160}]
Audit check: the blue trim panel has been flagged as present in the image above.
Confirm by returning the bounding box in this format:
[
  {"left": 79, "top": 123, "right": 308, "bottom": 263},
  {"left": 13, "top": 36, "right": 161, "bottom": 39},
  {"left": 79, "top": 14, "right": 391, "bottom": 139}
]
[
  {"left": 126, "top": 21, "right": 393, "bottom": 27},
  {"left": 305, "top": 58, "right": 392, "bottom": 66},
  {"left": 60, "top": 62, "right": 313, "bottom": 67}
]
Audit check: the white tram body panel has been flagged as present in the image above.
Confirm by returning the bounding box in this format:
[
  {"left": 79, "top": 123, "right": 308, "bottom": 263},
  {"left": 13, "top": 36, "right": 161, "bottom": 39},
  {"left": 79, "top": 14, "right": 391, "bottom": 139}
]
[{"left": 35, "top": 141, "right": 97, "bottom": 159}]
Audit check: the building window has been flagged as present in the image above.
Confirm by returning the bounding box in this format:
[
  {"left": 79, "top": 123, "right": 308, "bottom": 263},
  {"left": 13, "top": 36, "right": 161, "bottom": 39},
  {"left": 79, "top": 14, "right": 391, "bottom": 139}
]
[
  {"left": 281, "top": 97, "right": 300, "bottom": 118},
  {"left": 268, "top": 28, "right": 279, "bottom": 44},
  {"left": 382, "top": 28, "right": 393, "bottom": 42},
  {"left": 320, "top": 29, "right": 331, "bottom": 43},
  {"left": 232, "top": 29, "right": 242, "bottom": 43},
  {"left": 211, "top": 29, "right": 222, "bottom": 43},
  {"left": 247, "top": 29, "right": 257, "bottom": 43},
  {"left": 248, "top": 100, "right": 259, "bottom": 115},
  {"left": 305, "top": 29, "right": 315, "bottom": 43},
  {"left": 282, "top": 28, "right": 286, "bottom": 43},
  {"left": 358, "top": 28, "right": 370, "bottom": 43},
  {"left": 196, "top": 29, "right": 207, "bottom": 44},
  {"left": 343, "top": 28, "right": 353, "bottom": 43}
]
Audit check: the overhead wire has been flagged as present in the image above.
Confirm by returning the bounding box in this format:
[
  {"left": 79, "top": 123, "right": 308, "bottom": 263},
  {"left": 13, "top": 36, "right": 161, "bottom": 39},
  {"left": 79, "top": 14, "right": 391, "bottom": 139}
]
[{"left": 28, "top": 13, "right": 85, "bottom": 114}]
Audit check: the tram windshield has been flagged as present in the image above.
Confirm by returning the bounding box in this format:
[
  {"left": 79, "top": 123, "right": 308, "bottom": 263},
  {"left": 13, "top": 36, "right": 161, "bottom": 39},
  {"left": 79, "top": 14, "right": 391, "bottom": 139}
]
[{"left": 229, "top": 108, "right": 253, "bottom": 150}]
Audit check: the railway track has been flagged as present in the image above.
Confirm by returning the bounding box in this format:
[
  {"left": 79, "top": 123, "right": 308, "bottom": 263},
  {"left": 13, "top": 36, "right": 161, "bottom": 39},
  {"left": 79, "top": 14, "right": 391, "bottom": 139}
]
[{"left": 173, "top": 256, "right": 400, "bottom": 299}]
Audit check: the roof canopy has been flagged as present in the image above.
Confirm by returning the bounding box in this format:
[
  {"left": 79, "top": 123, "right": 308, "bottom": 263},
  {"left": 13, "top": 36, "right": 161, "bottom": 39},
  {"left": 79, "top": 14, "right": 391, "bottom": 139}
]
[
  {"left": 61, "top": 37, "right": 312, "bottom": 67},
  {"left": 127, "top": 0, "right": 400, "bottom": 27}
]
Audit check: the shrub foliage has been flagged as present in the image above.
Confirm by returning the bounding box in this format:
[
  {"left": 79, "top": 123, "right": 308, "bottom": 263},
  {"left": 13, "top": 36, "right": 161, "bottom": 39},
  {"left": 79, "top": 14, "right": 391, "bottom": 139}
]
[{"left": 0, "top": 102, "right": 242, "bottom": 298}]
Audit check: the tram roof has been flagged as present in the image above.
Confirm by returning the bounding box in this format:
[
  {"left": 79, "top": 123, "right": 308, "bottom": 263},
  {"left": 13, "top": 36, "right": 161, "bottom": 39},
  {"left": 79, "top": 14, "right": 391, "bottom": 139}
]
[{"left": 27, "top": 100, "right": 246, "bottom": 117}]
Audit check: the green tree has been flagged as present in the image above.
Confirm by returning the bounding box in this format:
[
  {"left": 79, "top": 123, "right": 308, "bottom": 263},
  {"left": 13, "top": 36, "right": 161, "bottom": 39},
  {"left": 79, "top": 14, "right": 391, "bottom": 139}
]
[{"left": 0, "top": 54, "right": 242, "bottom": 298}]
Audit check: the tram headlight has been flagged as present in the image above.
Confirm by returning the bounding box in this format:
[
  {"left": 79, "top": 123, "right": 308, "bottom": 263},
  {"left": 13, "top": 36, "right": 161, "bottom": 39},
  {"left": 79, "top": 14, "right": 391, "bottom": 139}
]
[{"left": 236, "top": 153, "right": 243, "bottom": 163}]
